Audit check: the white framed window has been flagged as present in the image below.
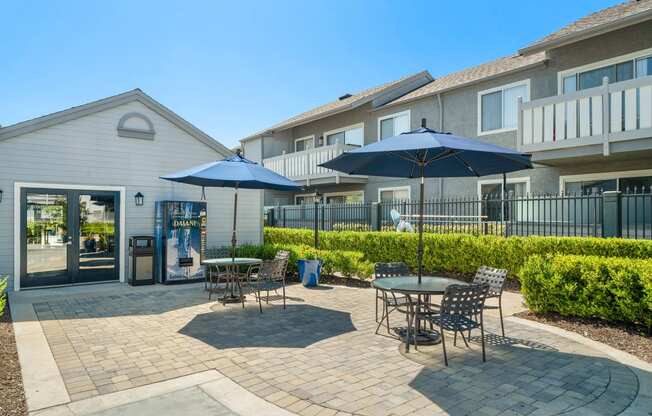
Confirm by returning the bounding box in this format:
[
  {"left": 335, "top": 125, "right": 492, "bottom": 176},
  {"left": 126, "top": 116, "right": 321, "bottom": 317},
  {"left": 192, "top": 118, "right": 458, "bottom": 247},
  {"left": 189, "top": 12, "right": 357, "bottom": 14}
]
[
  {"left": 477, "top": 177, "right": 530, "bottom": 200},
  {"left": 378, "top": 186, "right": 411, "bottom": 202},
  {"left": 377, "top": 110, "right": 411, "bottom": 140},
  {"left": 323, "top": 191, "right": 364, "bottom": 204},
  {"left": 323, "top": 123, "right": 364, "bottom": 147},
  {"left": 558, "top": 47, "right": 652, "bottom": 93},
  {"left": 559, "top": 169, "right": 652, "bottom": 194},
  {"left": 294, "top": 135, "right": 315, "bottom": 152},
  {"left": 294, "top": 193, "right": 318, "bottom": 204},
  {"left": 477, "top": 80, "right": 530, "bottom": 135}
]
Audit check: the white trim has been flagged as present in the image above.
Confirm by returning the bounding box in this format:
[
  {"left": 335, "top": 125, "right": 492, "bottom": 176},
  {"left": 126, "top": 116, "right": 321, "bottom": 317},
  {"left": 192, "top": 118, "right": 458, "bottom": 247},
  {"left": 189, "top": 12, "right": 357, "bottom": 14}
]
[
  {"left": 476, "top": 177, "right": 531, "bottom": 199},
  {"left": 477, "top": 79, "right": 531, "bottom": 136},
  {"left": 323, "top": 122, "right": 365, "bottom": 146},
  {"left": 293, "top": 135, "right": 315, "bottom": 152},
  {"left": 377, "top": 186, "right": 411, "bottom": 202},
  {"left": 557, "top": 47, "right": 652, "bottom": 93},
  {"left": 13, "top": 182, "right": 127, "bottom": 291},
  {"left": 323, "top": 190, "right": 365, "bottom": 203},
  {"left": 377, "top": 110, "right": 411, "bottom": 141},
  {"left": 559, "top": 168, "right": 652, "bottom": 193}
]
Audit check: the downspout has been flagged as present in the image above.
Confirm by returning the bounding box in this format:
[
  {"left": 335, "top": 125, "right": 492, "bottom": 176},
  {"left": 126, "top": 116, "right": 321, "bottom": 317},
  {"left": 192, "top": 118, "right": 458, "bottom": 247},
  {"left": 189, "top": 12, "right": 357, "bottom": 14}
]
[{"left": 437, "top": 93, "right": 444, "bottom": 199}]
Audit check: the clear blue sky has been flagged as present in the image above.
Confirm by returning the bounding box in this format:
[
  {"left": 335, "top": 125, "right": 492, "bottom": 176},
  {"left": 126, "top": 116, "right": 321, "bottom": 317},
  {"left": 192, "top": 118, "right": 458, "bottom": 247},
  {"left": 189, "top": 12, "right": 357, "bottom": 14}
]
[{"left": 1, "top": 0, "right": 617, "bottom": 148}]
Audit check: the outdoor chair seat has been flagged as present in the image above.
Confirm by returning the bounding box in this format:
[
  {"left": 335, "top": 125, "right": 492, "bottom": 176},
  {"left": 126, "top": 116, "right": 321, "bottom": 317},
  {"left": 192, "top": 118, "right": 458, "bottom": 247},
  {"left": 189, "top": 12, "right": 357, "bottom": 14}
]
[
  {"left": 428, "top": 314, "right": 479, "bottom": 332},
  {"left": 385, "top": 295, "right": 409, "bottom": 307}
]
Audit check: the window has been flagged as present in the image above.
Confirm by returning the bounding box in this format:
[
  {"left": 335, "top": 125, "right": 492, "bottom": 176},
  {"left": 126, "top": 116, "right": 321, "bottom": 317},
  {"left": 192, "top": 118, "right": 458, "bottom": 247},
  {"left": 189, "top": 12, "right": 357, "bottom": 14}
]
[
  {"left": 378, "top": 186, "right": 410, "bottom": 202},
  {"left": 560, "top": 49, "right": 652, "bottom": 93},
  {"left": 478, "top": 82, "right": 529, "bottom": 134},
  {"left": 478, "top": 178, "right": 529, "bottom": 221},
  {"left": 324, "top": 124, "right": 364, "bottom": 147},
  {"left": 295, "top": 194, "right": 318, "bottom": 205},
  {"left": 295, "top": 136, "right": 314, "bottom": 152},
  {"left": 563, "top": 174, "right": 652, "bottom": 194},
  {"left": 324, "top": 191, "right": 364, "bottom": 204},
  {"left": 378, "top": 110, "right": 410, "bottom": 140}
]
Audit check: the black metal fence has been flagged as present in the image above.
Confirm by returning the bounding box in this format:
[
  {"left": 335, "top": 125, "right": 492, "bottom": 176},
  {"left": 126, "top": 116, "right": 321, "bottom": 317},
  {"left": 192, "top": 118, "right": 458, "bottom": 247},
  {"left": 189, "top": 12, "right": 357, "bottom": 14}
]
[{"left": 265, "top": 190, "right": 652, "bottom": 239}]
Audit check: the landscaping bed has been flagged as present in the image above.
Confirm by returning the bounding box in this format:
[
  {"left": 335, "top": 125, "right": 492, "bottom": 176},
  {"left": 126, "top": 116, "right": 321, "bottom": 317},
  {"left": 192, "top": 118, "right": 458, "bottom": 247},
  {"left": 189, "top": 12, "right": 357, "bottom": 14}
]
[
  {"left": 0, "top": 304, "right": 27, "bottom": 416},
  {"left": 516, "top": 310, "right": 652, "bottom": 364}
]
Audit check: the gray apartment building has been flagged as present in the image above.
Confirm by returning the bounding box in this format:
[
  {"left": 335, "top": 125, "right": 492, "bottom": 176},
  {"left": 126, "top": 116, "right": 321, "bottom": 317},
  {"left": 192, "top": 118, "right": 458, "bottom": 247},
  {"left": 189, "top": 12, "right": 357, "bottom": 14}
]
[{"left": 241, "top": 0, "right": 652, "bottom": 206}]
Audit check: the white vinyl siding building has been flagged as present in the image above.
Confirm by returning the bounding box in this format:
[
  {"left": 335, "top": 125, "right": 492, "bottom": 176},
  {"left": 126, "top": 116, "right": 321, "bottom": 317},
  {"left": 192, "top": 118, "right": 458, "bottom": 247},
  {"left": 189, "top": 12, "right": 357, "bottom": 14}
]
[{"left": 0, "top": 91, "right": 263, "bottom": 291}]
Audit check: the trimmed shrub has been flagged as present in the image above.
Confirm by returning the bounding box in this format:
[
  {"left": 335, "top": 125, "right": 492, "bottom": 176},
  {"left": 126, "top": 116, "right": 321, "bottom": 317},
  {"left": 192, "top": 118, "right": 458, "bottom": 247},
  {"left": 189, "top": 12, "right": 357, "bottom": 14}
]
[
  {"left": 264, "top": 227, "right": 652, "bottom": 279},
  {"left": 0, "top": 275, "right": 7, "bottom": 316},
  {"left": 229, "top": 244, "right": 374, "bottom": 279},
  {"left": 520, "top": 254, "right": 652, "bottom": 328}
]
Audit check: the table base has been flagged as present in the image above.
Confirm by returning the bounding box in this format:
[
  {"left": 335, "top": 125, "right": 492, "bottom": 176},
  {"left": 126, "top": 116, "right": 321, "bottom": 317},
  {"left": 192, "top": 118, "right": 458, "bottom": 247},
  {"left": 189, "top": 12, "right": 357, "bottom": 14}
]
[
  {"left": 394, "top": 327, "right": 441, "bottom": 345},
  {"left": 218, "top": 294, "right": 245, "bottom": 303}
]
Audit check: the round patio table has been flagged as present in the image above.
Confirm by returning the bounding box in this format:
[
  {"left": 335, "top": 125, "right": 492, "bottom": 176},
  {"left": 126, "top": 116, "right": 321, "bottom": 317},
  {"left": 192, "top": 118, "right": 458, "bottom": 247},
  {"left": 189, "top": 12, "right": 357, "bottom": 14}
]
[
  {"left": 372, "top": 276, "right": 467, "bottom": 347},
  {"left": 203, "top": 258, "right": 262, "bottom": 303}
]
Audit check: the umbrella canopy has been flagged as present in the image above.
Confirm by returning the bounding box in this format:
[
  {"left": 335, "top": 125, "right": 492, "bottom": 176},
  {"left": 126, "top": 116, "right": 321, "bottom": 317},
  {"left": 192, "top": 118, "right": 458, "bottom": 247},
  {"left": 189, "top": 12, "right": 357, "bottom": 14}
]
[
  {"left": 320, "top": 127, "right": 532, "bottom": 177},
  {"left": 320, "top": 127, "right": 533, "bottom": 283},
  {"left": 161, "top": 151, "right": 300, "bottom": 277},
  {"left": 161, "top": 152, "right": 300, "bottom": 191}
]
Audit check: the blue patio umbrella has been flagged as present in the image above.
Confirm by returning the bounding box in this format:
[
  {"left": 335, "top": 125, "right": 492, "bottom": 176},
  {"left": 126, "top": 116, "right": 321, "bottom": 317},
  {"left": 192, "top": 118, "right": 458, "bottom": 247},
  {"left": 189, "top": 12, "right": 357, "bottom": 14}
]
[
  {"left": 161, "top": 150, "right": 301, "bottom": 261},
  {"left": 320, "top": 127, "right": 533, "bottom": 282}
]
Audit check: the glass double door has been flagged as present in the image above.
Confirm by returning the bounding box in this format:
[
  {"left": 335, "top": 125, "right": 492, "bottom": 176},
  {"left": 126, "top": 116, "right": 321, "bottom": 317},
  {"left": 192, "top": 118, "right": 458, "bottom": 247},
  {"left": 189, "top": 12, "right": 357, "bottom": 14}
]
[{"left": 21, "top": 189, "right": 120, "bottom": 288}]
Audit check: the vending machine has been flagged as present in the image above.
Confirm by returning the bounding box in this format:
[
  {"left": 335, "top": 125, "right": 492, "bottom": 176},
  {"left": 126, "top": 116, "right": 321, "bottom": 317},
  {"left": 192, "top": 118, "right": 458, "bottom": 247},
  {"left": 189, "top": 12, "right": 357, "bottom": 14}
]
[{"left": 154, "top": 201, "right": 207, "bottom": 284}]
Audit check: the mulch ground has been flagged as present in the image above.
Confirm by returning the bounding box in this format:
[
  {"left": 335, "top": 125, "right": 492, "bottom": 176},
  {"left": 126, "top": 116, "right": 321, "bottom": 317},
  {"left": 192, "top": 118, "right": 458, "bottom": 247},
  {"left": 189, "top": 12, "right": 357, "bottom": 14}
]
[
  {"left": 515, "top": 310, "right": 652, "bottom": 364},
  {"left": 0, "top": 304, "right": 27, "bottom": 416}
]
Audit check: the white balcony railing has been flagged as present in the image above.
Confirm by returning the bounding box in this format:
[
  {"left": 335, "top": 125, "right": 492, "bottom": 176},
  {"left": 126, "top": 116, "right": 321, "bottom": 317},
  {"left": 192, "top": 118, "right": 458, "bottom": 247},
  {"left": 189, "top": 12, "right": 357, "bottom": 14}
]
[
  {"left": 518, "top": 75, "right": 652, "bottom": 154},
  {"left": 262, "top": 142, "right": 367, "bottom": 184}
]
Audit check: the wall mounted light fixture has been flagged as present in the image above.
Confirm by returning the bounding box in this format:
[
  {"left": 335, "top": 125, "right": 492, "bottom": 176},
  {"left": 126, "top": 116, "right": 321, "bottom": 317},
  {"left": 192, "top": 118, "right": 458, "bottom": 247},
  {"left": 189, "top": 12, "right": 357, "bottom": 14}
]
[
  {"left": 0, "top": 189, "right": 3, "bottom": 203},
  {"left": 134, "top": 192, "right": 144, "bottom": 206}
]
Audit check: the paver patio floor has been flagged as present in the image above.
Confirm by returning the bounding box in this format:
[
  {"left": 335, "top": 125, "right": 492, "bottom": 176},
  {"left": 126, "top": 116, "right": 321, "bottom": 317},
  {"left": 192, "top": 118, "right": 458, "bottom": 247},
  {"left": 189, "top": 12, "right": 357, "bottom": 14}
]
[{"left": 31, "top": 283, "right": 648, "bottom": 416}]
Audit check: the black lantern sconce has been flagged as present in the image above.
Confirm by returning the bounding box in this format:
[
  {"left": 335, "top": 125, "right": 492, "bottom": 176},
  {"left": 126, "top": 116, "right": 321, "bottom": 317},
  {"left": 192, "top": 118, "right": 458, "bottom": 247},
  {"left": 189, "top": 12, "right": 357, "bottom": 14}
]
[
  {"left": 0, "top": 189, "right": 3, "bottom": 203},
  {"left": 134, "top": 192, "right": 144, "bottom": 206}
]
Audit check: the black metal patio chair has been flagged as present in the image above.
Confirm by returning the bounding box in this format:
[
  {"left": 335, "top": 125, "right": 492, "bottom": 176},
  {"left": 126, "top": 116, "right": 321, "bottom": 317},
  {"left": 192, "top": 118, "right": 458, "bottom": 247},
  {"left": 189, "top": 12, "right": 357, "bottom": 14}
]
[
  {"left": 423, "top": 283, "right": 490, "bottom": 366},
  {"left": 374, "top": 262, "right": 410, "bottom": 335},
  {"left": 248, "top": 250, "right": 290, "bottom": 312},
  {"left": 472, "top": 266, "right": 508, "bottom": 337}
]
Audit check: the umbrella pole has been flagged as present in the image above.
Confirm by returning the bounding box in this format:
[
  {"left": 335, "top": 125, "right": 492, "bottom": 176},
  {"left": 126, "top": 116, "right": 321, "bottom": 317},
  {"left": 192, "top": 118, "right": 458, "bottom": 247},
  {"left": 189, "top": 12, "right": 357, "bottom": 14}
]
[
  {"left": 231, "top": 183, "right": 239, "bottom": 262},
  {"left": 418, "top": 171, "right": 425, "bottom": 284}
]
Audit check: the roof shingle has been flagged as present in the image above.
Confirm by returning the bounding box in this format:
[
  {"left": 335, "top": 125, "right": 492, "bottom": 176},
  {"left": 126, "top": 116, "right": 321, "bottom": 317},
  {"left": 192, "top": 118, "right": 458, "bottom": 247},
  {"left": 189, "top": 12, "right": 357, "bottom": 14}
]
[
  {"left": 521, "top": 0, "right": 652, "bottom": 53},
  {"left": 241, "top": 71, "right": 431, "bottom": 141},
  {"left": 383, "top": 52, "right": 547, "bottom": 107}
]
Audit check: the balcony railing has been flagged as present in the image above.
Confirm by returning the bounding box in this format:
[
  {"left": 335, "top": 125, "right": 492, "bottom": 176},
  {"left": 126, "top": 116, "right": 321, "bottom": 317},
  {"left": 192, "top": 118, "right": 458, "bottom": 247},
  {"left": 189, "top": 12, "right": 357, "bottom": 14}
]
[
  {"left": 518, "top": 75, "right": 652, "bottom": 155},
  {"left": 262, "top": 142, "right": 367, "bottom": 184}
]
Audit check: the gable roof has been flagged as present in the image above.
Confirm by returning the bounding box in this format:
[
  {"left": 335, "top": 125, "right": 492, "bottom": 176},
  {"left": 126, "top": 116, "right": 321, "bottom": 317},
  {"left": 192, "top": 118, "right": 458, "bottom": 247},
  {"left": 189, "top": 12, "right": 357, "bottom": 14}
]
[
  {"left": 381, "top": 52, "right": 547, "bottom": 109},
  {"left": 0, "top": 89, "right": 231, "bottom": 156},
  {"left": 240, "top": 70, "right": 433, "bottom": 142},
  {"left": 520, "top": 0, "right": 652, "bottom": 55}
]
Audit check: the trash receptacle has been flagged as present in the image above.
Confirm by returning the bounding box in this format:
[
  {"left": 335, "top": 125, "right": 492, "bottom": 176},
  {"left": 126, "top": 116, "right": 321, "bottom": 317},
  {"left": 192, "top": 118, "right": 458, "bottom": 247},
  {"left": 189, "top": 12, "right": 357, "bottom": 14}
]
[{"left": 298, "top": 259, "right": 321, "bottom": 287}]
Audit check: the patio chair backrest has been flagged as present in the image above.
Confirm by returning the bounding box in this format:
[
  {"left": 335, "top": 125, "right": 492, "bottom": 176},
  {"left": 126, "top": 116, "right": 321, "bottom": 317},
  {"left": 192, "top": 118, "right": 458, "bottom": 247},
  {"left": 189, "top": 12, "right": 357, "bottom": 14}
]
[
  {"left": 441, "top": 283, "right": 489, "bottom": 317},
  {"left": 374, "top": 262, "right": 409, "bottom": 279},
  {"left": 390, "top": 209, "right": 401, "bottom": 227},
  {"left": 472, "top": 266, "right": 507, "bottom": 296},
  {"left": 272, "top": 250, "right": 290, "bottom": 281},
  {"left": 204, "top": 246, "right": 230, "bottom": 260}
]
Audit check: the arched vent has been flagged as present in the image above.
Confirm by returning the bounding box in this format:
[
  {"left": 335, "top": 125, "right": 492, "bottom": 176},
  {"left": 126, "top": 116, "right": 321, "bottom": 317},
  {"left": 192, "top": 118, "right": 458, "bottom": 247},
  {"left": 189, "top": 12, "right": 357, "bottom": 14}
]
[{"left": 117, "top": 112, "right": 155, "bottom": 140}]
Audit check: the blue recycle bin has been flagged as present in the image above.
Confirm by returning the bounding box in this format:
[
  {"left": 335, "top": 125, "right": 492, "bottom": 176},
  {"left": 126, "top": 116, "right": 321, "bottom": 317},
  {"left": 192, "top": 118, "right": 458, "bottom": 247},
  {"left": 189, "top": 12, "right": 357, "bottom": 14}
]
[{"left": 297, "top": 259, "right": 321, "bottom": 287}]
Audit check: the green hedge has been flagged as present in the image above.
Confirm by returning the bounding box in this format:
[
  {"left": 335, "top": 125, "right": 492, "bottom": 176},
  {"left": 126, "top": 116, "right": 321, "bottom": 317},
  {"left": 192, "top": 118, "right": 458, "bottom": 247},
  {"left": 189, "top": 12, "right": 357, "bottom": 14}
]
[
  {"left": 231, "top": 243, "right": 374, "bottom": 279},
  {"left": 0, "top": 275, "right": 7, "bottom": 316},
  {"left": 265, "top": 227, "right": 652, "bottom": 279},
  {"left": 520, "top": 254, "right": 652, "bottom": 327}
]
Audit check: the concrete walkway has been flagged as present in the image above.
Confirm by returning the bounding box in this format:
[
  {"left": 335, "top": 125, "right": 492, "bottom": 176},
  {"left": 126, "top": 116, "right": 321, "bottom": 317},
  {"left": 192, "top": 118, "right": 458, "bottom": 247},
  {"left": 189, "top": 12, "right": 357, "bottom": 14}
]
[{"left": 10, "top": 282, "right": 652, "bottom": 416}]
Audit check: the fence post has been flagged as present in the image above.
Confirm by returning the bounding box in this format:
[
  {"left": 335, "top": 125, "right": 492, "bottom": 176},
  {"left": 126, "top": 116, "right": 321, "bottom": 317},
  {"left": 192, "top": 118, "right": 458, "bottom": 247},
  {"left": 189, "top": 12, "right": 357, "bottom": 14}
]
[
  {"left": 268, "top": 208, "right": 275, "bottom": 227},
  {"left": 282, "top": 207, "right": 286, "bottom": 228},
  {"left": 370, "top": 202, "right": 380, "bottom": 231},
  {"left": 602, "top": 191, "right": 622, "bottom": 238},
  {"left": 313, "top": 200, "right": 319, "bottom": 248}
]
